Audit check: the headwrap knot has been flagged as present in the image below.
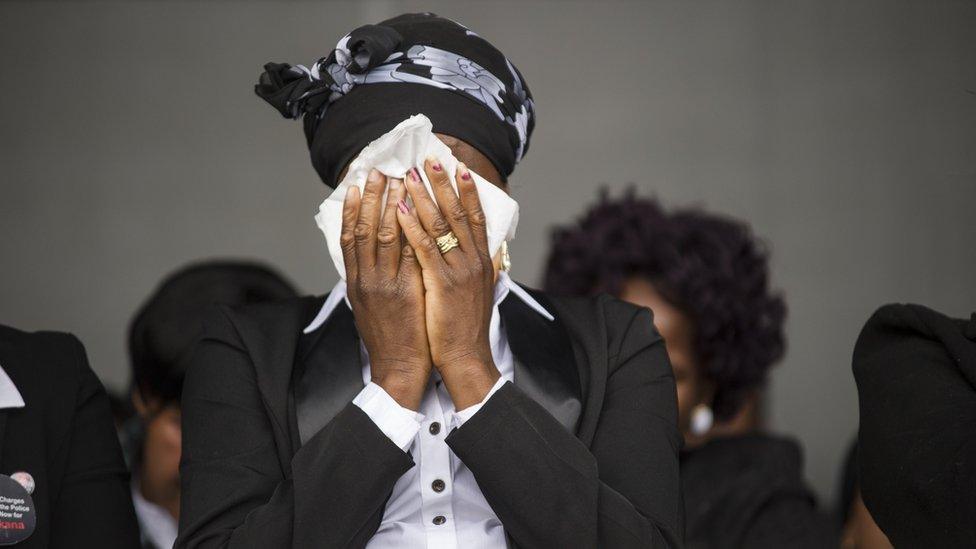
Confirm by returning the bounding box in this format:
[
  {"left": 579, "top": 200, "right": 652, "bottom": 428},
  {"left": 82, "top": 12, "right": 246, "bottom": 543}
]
[{"left": 255, "top": 24, "right": 403, "bottom": 122}]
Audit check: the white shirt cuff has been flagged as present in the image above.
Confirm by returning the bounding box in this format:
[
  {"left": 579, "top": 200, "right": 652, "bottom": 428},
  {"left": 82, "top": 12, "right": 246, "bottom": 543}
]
[
  {"left": 451, "top": 377, "right": 507, "bottom": 429},
  {"left": 352, "top": 382, "right": 424, "bottom": 451}
]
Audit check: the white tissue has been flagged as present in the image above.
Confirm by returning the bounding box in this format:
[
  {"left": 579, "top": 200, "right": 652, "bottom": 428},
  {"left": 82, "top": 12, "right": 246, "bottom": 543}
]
[{"left": 315, "top": 114, "right": 520, "bottom": 280}]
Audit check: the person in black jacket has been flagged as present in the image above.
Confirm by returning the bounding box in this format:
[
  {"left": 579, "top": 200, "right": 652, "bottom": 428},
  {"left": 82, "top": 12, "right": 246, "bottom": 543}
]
[
  {"left": 176, "top": 13, "right": 682, "bottom": 549},
  {"left": 545, "top": 192, "right": 833, "bottom": 548},
  {"left": 853, "top": 303, "right": 976, "bottom": 548},
  {"left": 125, "top": 261, "right": 297, "bottom": 549},
  {"left": 0, "top": 323, "right": 140, "bottom": 548}
]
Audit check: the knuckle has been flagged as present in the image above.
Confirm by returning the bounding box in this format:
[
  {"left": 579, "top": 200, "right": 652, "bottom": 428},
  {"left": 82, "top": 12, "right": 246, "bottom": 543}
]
[
  {"left": 419, "top": 235, "right": 437, "bottom": 252},
  {"left": 432, "top": 217, "right": 451, "bottom": 235},
  {"left": 376, "top": 227, "right": 398, "bottom": 246},
  {"left": 360, "top": 190, "right": 379, "bottom": 204},
  {"left": 469, "top": 209, "right": 487, "bottom": 226},
  {"left": 448, "top": 205, "right": 468, "bottom": 224},
  {"left": 353, "top": 222, "right": 373, "bottom": 240}
]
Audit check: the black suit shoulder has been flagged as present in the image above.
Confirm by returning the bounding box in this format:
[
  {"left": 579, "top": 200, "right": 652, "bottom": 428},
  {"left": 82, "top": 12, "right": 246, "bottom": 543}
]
[
  {"left": 541, "top": 291, "right": 664, "bottom": 365},
  {"left": 534, "top": 289, "right": 656, "bottom": 328},
  {"left": 681, "top": 434, "right": 832, "bottom": 548},
  {"left": 0, "top": 323, "right": 85, "bottom": 366},
  {"left": 201, "top": 295, "right": 324, "bottom": 343},
  {"left": 0, "top": 325, "right": 90, "bottom": 415},
  {"left": 0, "top": 323, "right": 140, "bottom": 549}
]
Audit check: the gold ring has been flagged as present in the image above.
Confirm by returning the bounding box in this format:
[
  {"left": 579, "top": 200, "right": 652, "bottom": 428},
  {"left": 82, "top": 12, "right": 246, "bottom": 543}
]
[{"left": 435, "top": 231, "right": 460, "bottom": 254}]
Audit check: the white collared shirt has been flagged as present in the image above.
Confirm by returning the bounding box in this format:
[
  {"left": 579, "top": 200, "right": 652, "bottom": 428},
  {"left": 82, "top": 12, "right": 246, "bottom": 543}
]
[
  {"left": 0, "top": 364, "right": 25, "bottom": 410},
  {"left": 303, "top": 272, "right": 553, "bottom": 549},
  {"left": 131, "top": 478, "right": 178, "bottom": 549}
]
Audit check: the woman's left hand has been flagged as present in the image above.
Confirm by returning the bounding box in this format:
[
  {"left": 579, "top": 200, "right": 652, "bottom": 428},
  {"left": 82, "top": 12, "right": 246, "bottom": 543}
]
[{"left": 395, "top": 157, "right": 501, "bottom": 410}]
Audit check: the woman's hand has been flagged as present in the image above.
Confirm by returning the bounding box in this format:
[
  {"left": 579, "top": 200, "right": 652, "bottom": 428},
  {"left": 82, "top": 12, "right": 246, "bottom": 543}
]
[
  {"left": 341, "top": 169, "right": 431, "bottom": 410},
  {"left": 396, "top": 158, "right": 501, "bottom": 410}
]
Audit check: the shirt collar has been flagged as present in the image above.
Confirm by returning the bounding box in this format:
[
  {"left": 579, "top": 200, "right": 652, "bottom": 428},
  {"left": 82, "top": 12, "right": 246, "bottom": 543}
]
[
  {"left": 303, "top": 271, "right": 553, "bottom": 334},
  {"left": 0, "top": 364, "right": 25, "bottom": 409},
  {"left": 131, "top": 478, "right": 178, "bottom": 549}
]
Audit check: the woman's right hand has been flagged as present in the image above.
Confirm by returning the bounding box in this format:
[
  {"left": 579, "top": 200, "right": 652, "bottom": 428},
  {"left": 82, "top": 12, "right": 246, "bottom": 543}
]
[{"left": 341, "top": 169, "right": 431, "bottom": 410}]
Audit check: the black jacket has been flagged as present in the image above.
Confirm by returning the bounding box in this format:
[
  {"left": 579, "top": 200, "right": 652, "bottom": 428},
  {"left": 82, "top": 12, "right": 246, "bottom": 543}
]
[
  {"left": 0, "top": 324, "right": 140, "bottom": 548},
  {"left": 681, "top": 434, "right": 834, "bottom": 549},
  {"left": 853, "top": 303, "right": 976, "bottom": 548},
  {"left": 176, "top": 288, "right": 682, "bottom": 548}
]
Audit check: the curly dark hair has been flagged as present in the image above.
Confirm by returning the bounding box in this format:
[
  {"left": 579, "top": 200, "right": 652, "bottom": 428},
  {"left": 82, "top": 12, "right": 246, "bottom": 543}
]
[{"left": 543, "top": 191, "right": 787, "bottom": 421}]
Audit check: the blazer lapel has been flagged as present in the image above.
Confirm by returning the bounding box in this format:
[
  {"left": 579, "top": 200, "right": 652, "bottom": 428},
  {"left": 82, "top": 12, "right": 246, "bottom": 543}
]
[
  {"left": 500, "top": 288, "right": 583, "bottom": 434},
  {"left": 295, "top": 302, "right": 364, "bottom": 446}
]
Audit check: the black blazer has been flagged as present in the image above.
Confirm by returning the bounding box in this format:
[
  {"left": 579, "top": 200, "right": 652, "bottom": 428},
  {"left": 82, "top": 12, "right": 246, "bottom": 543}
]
[
  {"left": 853, "top": 303, "right": 976, "bottom": 548},
  {"left": 176, "top": 286, "right": 682, "bottom": 548},
  {"left": 0, "top": 324, "right": 140, "bottom": 549},
  {"left": 681, "top": 435, "right": 834, "bottom": 549}
]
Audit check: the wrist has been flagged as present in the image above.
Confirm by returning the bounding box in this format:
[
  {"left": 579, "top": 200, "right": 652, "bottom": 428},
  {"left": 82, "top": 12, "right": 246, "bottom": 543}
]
[
  {"left": 372, "top": 362, "right": 429, "bottom": 411},
  {"left": 438, "top": 356, "right": 500, "bottom": 410}
]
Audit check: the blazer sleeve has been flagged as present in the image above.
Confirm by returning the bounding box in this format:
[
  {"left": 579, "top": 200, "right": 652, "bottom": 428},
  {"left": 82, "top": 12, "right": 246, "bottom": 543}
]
[
  {"left": 176, "top": 308, "right": 415, "bottom": 549},
  {"left": 446, "top": 306, "right": 683, "bottom": 548},
  {"left": 49, "top": 334, "right": 141, "bottom": 549}
]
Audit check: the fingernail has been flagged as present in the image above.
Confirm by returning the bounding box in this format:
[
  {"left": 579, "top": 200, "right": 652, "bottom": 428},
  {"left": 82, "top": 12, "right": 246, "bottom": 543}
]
[
  {"left": 409, "top": 168, "right": 421, "bottom": 182},
  {"left": 397, "top": 199, "right": 409, "bottom": 214},
  {"left": 459, "top": 163, "right": 471, "bottom": 181},
  {"left": 428, "top": 157, "right": 443, "bottom": 172}
]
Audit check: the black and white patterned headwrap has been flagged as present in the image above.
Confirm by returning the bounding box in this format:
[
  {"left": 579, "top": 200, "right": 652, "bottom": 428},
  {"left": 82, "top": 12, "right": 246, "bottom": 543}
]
[{"left": 256, "top": 13, "right": 536, "bottom": 187}]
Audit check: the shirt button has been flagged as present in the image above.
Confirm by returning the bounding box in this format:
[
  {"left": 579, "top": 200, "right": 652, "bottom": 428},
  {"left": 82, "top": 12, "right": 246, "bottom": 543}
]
[
  {"left": 431, "top": 479, "right": 446, "bottom": 493},
  {"left": 432, "top": 515, "right": 446, "bottom": 526},
  {"left": 429, "top": 422, "right": 441, "bottom": 435}
]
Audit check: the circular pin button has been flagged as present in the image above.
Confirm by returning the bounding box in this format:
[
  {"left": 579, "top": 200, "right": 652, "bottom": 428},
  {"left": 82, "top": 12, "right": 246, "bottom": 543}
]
[
  {"left": 429, "top": 422, "right": 441, "bottom": 435},
  {"left": 0, "top": 474, "right": 36, "bottom": 544},
  {"left": 9, "top": 472, "right": 33, "bottom": 495},
  {"left": 432, "top": 515, "right": 446, "bottom": 526},
  {"left": 431, "top": 479, "right": 445, "bottom": 493}
]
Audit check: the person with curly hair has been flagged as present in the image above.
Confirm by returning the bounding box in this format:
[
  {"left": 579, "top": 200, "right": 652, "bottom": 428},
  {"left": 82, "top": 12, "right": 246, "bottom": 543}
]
[{"left": 544, "top": 192, "right": 834, "bottom": 548}]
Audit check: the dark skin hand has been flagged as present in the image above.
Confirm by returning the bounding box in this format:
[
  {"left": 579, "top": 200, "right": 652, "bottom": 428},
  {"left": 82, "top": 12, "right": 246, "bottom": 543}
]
[
  {"left": 340, "top": 136, "right": 504, "bottom": 412},
  {"left": 396, "top": 158, "right": 500, "bottom": 410},
  {"left": 341, "top": 169, "right": 430, "bottom": 410}
]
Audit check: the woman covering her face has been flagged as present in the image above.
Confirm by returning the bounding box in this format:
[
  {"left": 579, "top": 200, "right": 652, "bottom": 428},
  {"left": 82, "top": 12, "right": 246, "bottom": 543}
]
[{"left": 176, "top": 14, "right": 682, "bottom": 549}]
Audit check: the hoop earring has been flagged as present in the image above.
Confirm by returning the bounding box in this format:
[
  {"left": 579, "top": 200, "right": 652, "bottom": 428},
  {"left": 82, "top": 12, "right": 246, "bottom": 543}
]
[
  {"left": 690, "top": 403, "right": 713, "bottom": 436},
  {"left": 500, "top": 241, "right": 512, "bottom": 272}
]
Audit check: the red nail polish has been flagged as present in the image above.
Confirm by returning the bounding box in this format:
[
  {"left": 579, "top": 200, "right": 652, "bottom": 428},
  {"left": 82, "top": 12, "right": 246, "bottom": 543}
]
[
  {"left": 460, "top": 170, "right": 471, "bottom": 181},
  {"left": 431, "top": 162, "right": 442, "bottom": 172},
  {"left": 410, "top": 168, "right": 421, "bottom": 181},
  {"left": 397, "top": 199, "right": 409, "bottom": 214}
]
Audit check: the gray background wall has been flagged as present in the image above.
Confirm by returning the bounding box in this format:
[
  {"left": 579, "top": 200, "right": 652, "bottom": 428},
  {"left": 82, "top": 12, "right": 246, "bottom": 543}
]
[{"left": 1, "top": 0, "right": 974, "bottom": 506}]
